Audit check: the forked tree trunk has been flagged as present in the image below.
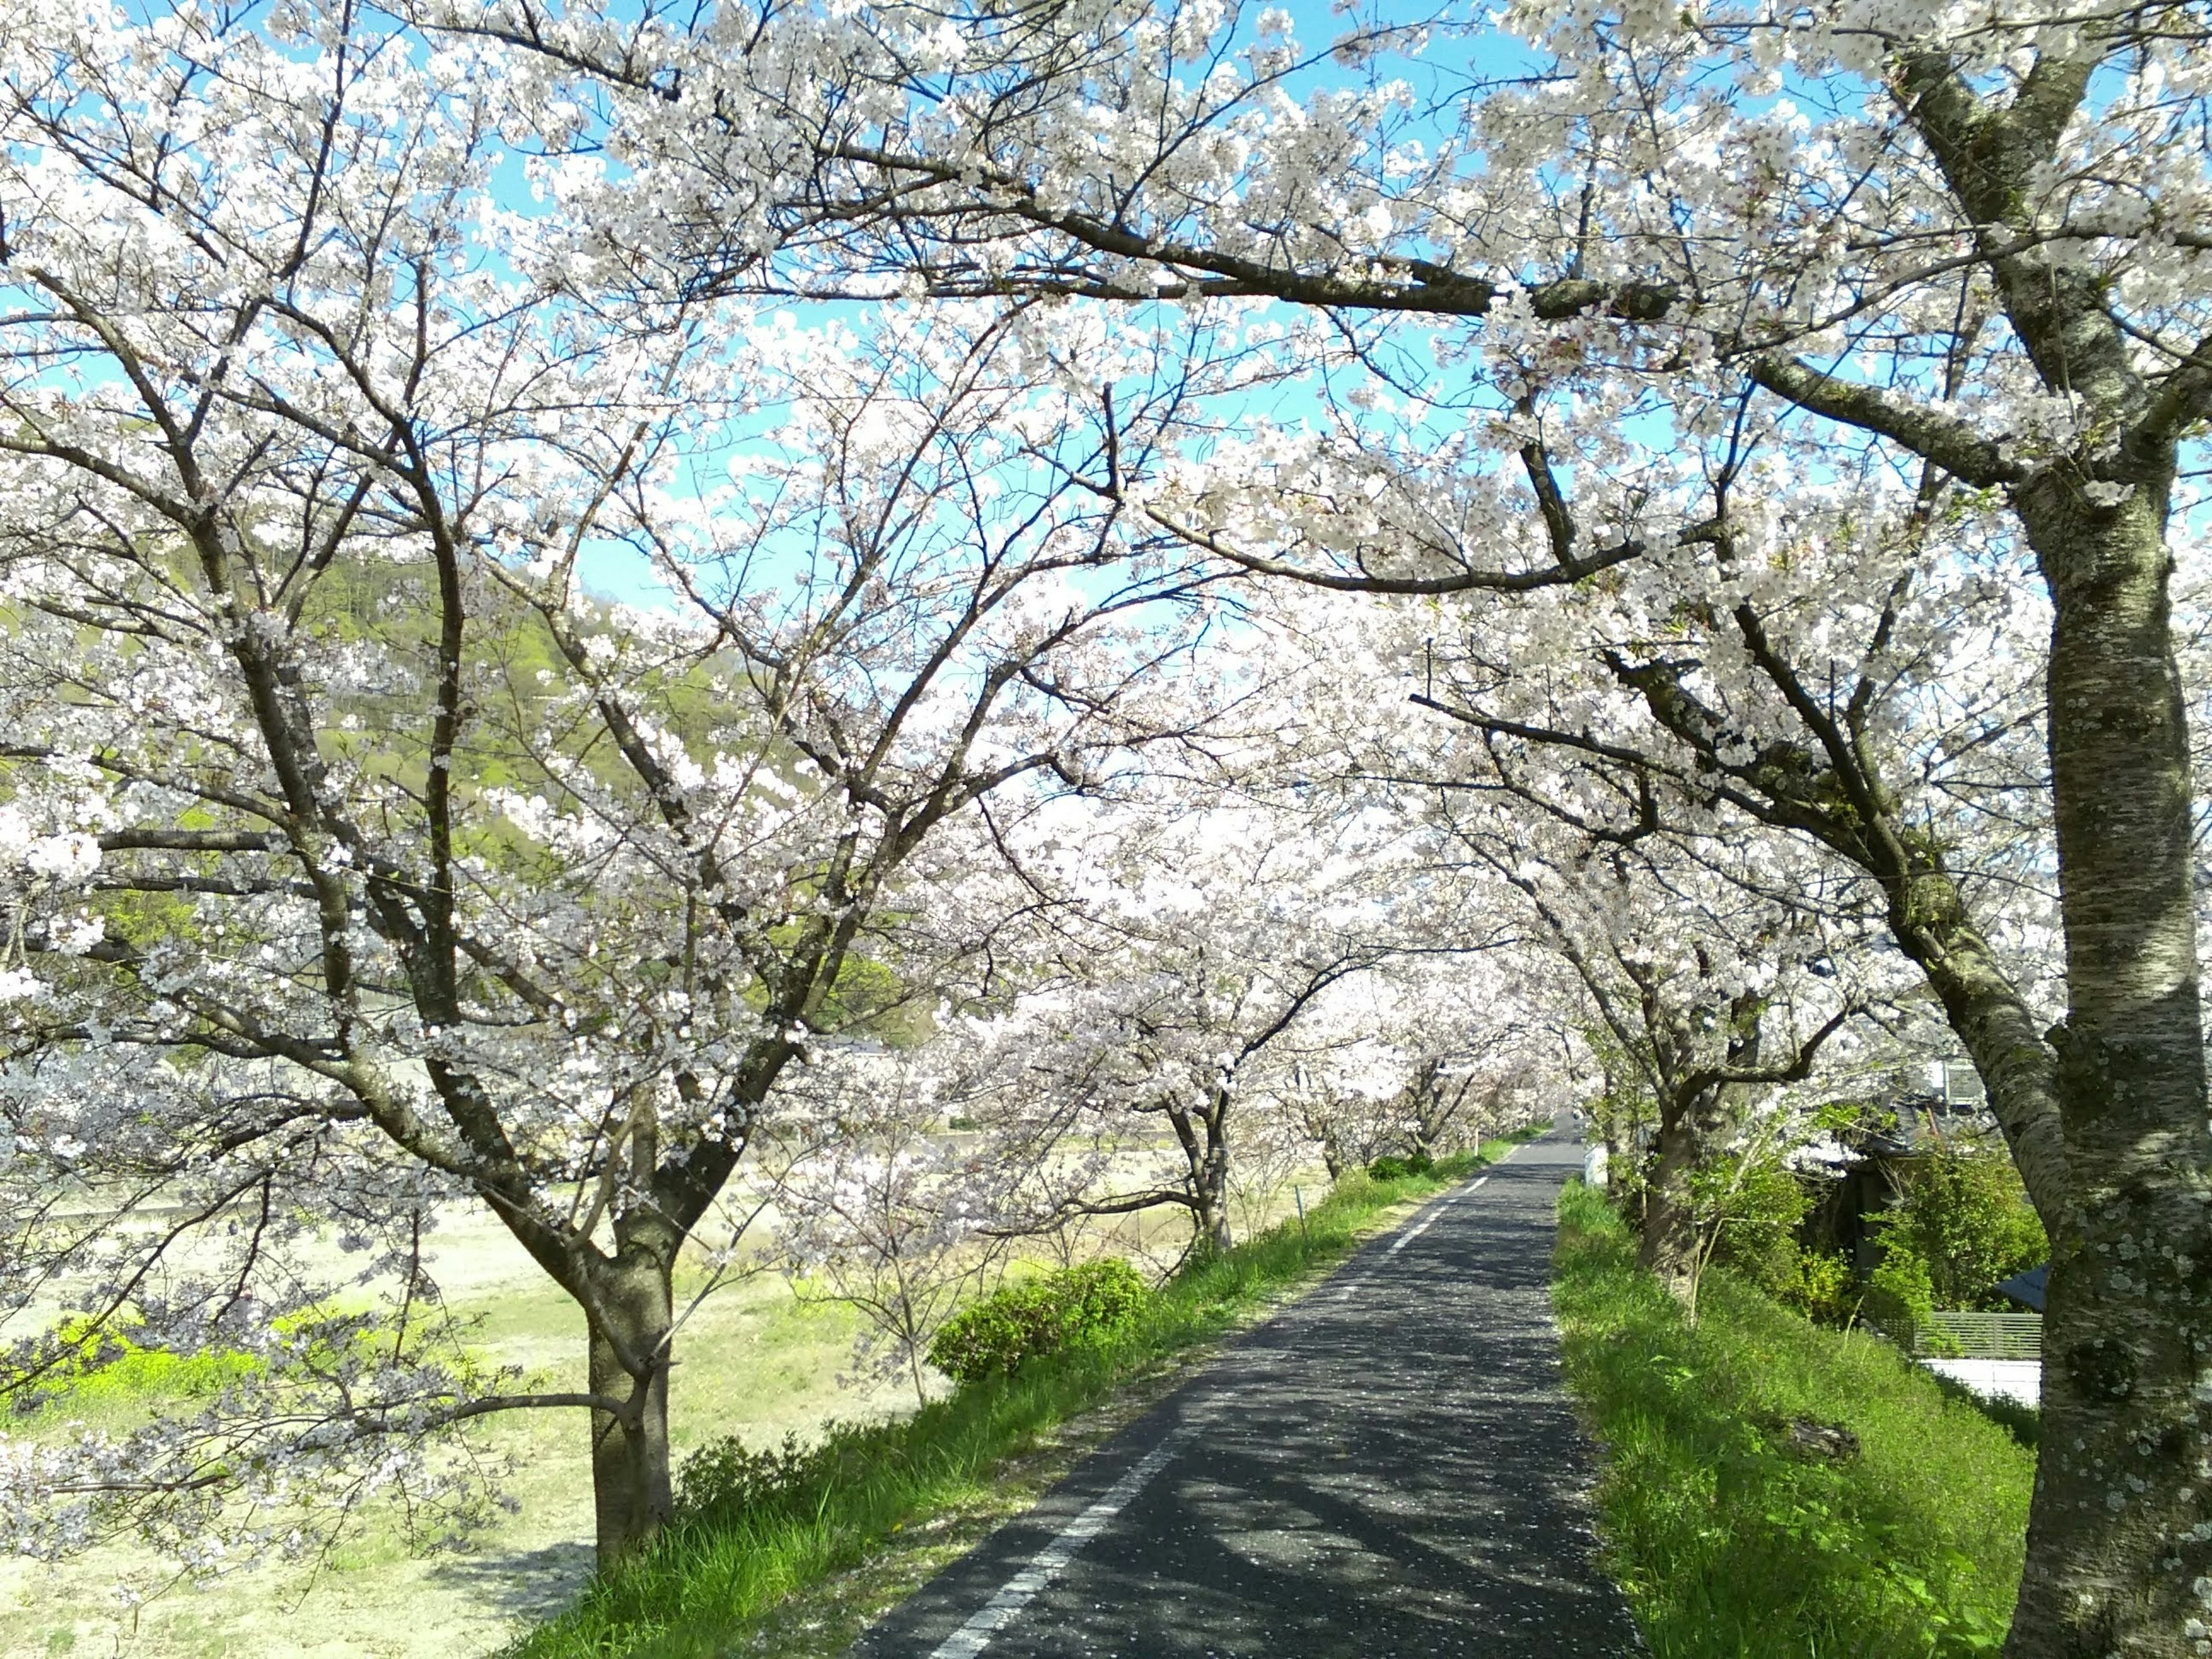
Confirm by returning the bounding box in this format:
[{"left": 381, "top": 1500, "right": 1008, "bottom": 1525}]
[
  {"left": 585, "top": 1254, "right": 676, "bottom": 1572},
  {"left": 2005, "top": 477, "right": 2212, "bottom": 1659},
  {"left": 1169, "top": 1093, "right": 1236, "bottom": 1256}
]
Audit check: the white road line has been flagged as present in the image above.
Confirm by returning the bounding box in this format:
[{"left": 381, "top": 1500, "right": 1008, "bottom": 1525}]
[
  {"left": 1332, "top": 1173, "right": 1493, "bottom": 1301},
  {"left": 927, "top": 1426, "right": 1194, "bottom": 1658},
  {"left": 1384, "top": 1211, "right": 1442, "bottom": 1257}
]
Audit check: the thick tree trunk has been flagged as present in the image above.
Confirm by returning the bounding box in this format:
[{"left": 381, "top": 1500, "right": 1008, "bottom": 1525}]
[
  {"left": 585, "top": 1255, "right": 675, "bottom": 1572},
  {"left": 1192, "top": 1143, "right": 1233, "bottom": 1255},
  {"left": 1637, "top": 1104, "right": 1702, "bottom": 1306},
  {"left": 1192, "top": 1195, "right": 1233, "bottom": 1255},
  {"left": 2003, "top": 480, "right": 2212, "bottom": 1659},
  {"left": 1642, "top": 994, "right": 1763, "bottom": 1313},
  {"left": 1194, "top": 1119, "right": 1230, "bottom": 1256},
  {"left": 1171, "top": 1093, "right": 1236, "bottom": 1256}
]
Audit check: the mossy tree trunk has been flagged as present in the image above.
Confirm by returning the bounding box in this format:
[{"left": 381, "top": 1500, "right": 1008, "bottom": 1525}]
[
  {"left": 1635, "top": 1099, "right": 1706, "bottom": 1307},
  {"left": 1636, "top": 990, "right": 1766, "bottom": 1313},
  {"left": 2001, "top": 467, "right": 2212, "bottom": 1659}
]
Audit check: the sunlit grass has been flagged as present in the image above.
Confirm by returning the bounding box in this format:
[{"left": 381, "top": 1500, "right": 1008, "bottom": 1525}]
[{"left": 1552, "top": 1180, "right": 2033, "bottom": 1658}]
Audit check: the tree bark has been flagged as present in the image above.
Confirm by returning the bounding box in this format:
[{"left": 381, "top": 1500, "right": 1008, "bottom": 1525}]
[
  {"left": 1639, "top": 989, "right": 1765, "bottom": 1313},
  {"left": 1879, "top": 882, "right": 2070, "bottom": 1233},
  {"left": 1192, "top": 1136, "right": 1234, "bottom": 1256},
  {"left": 584, "top": 1252, "right": 676, "bottom": 1572},
  {"left": 1167, "top": 1092, "right": 1236, "bottom": 1255},
  {"left": 2002, "top": 476, "right": 2212, "bottom": 1659},
  {"left": 1637, "top": 1102, "right": 1703, "bottom": 1306}
]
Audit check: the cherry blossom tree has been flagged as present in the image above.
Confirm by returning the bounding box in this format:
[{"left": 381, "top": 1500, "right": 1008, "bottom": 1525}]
[
  {"left": 771, "top": 1047, "right": 1007, "bottom": 1406},
  {"left": 948, "top": 797, "right": 1475, "bottom": 1255},
  {"left": 1279, "top": 952, "right": 1560, "bottom": 1177},
  {"left": 472, "top": 3, "right": 2212, "bottom": 1634},
  {"left": 0, "top": 3, "right": 1246, "bottom": 1570},
  {"left": 1484, "top": 831, "right": 1866, "bottom": 1301}
]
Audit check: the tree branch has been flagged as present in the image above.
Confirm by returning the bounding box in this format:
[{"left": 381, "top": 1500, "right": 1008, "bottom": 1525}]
[{"left": 1750, "top": 357, "right": 2024, "bottom": 487}]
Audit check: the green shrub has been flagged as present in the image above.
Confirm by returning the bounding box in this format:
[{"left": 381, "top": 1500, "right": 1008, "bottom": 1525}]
[
  {"left": 1777, "top": 1247, "right": 1861, "bottom": 1327},
  {"left": 1699, "top": 1154, "right": 1813, "bottom": 1299},
  {"left": 926, "top": 1259, "right": 1149, "bottom": 1385},
  {"left": 1871, "top": 1145, "right": 2046, "bottom": 1312},
  {"left": 676, "top": 1425, "right": 870, "bottom": 1529},
  {"left": 1867, "top": 1242, "right": 1940, "bottom": 1340},
  {"left": 1365, "top": 1150, "right": 1435, "bottom": 1181}
]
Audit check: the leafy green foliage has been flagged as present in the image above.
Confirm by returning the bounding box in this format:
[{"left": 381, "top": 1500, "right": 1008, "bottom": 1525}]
[
  {"left": 675, "top": 1426, "right": 878, "bottom": 1531},
  {"left": 1578, "top": 1024, "right": 1660, "bottom": 1219},
  {"left": 1697, "top": 1153, "right": 1813, "bottom": 1300},
  {"left": 1868, "top": 1144, "right": 2046, "bottom": 1323},
  {"left": 925, "top": 1260, "right": 1149, "bottom": 1385},
  {"left": 1869, "top": 1241, "right": 1940, "bottom": 1333},
  {"left": 1554, "top": 1181, "right": 2030, "bottom": 1658},
  {"left": 1775, "top": 1248, "right": 1861, "bottom": 1327},
  {"left": 1364, "top": 1150, "right": 1435, "bottom": 1180}
]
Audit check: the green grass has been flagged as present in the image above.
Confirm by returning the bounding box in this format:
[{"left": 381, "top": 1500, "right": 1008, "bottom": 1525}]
[
  {"left": 26, "top": 1315, "right": 275, "bottom": 1419},
  {"left": 506, "top": 1137, "right": 1536, "bottom": 1659},
  {"left": 1551, "top": 1180, "right": 2034, "bottom": 1658},
  {"left": 51, "top": 1339, "right": 261, "bottom": 1403}
]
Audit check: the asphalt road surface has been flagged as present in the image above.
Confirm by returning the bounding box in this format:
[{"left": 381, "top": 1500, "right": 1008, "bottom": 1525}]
[{"left": 851, "top": 1128, "right": 1643, "bottom": 1658}]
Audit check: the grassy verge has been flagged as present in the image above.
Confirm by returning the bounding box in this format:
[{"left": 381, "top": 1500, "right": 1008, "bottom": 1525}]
[
  {"left": 509, "top": 1136, "right": 1536, "bottom": 1659},
  {"left": 1552, "top": 1180, "right": 2033, "bottom": 1658}
]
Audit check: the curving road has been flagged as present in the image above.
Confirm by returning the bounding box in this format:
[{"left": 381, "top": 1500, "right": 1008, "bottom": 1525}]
[{"left": 850, "top": 1128, "right": 1643, "bottom": 1658}]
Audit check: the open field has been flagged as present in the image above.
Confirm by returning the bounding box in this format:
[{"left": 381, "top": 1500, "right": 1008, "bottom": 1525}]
[
  {"left": 2, "top": 1157, "right": 1321, "bottom": 1658},
  {"left": 2, "top": 1204, "right": 910, "bottom": 1659}
]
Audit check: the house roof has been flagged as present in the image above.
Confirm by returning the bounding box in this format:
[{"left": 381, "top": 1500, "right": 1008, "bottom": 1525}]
[{"left": 1841, "top": 1096, "right": 2001, "bottom": 1161}]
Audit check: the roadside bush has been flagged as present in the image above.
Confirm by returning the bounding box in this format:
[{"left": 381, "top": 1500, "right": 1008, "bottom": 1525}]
[
  {"left": 926, "top": 1259, "right": 1149, "bottom": 1385},
  {"left": 676, "top": 1430, "right": 836, "bottom": 1526},
  {"left": 674, "top": 1424, "right": 889, "bottom": 1529},
  {"left": 1699, "top": 1154, "right": 1813, "bottom": 1300},
  {"left": 1365, "top": 1150, "right": 1435, "bottom": 1180}
]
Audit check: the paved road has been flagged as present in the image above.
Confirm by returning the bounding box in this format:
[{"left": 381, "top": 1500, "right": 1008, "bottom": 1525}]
[{"left": 851, "top": 1130, "right": 1642, "bottom": 1658}]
